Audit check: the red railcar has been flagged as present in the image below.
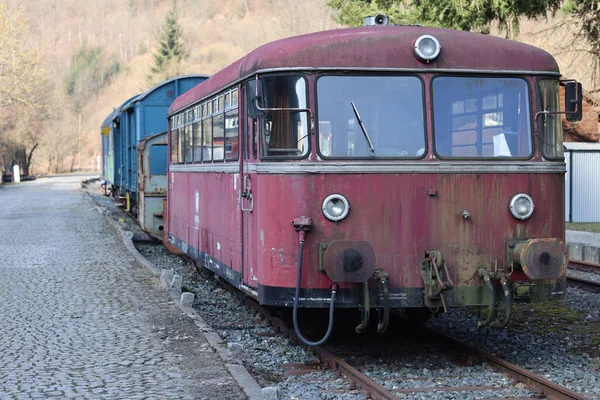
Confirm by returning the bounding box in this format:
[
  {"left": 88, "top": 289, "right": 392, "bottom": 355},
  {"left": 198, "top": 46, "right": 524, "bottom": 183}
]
[{"left": 166, "top": 24, "right": 581, "bottom": 344}]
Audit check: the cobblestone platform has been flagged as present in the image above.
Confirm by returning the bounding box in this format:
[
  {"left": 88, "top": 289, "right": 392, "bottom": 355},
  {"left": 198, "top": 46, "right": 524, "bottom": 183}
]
[{"left": 0, "top": 176, "right": 246, "bottom": 399}]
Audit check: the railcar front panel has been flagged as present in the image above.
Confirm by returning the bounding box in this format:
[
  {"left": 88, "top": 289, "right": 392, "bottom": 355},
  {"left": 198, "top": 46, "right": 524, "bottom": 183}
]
[{"left": 249, "top": 168, "right": 565, "bottom": 307}]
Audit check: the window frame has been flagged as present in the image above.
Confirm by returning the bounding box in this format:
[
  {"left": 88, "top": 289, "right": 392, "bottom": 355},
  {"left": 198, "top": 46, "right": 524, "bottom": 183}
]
[
  {"left": 430, "top": 74, "right": 534, "bottom": 161},
  {"left": 171, "top": 87, "right": 242, "bottom": 164},
  {"left": 537, "top": 78, "right": 565, "bottom": 160},
  {"left": 314, "top": 73, "right": 427, "bottom": 160},
  {"left": 248, "top": 74, "right": 311, "bottom": 161}
]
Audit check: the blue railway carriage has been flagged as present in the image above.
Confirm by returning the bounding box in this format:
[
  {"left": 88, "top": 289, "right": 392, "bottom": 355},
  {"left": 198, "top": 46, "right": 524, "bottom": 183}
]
[
  {"left": 118, "top": 74, "right": 209, "bottom": 211},
  {"left": 100, "top": 95, "right": 140, "bottom": 196}
]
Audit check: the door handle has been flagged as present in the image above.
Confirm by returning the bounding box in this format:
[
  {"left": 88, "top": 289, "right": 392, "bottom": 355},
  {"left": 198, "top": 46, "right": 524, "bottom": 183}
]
[{"left": 241, "top": 191, "right": 254, "bottom": 212}]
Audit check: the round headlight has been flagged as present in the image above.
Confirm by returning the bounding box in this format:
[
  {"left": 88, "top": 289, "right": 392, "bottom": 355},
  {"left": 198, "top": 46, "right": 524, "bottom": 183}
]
[
  {"left": 414, "top": 35, "right": 441, "bottom": 63},
  {"left": 322, "top": 194, "right": 350, "bottom": 222},
  {"left": 509, "top": 193, "right": 535, "bottom": 220}
]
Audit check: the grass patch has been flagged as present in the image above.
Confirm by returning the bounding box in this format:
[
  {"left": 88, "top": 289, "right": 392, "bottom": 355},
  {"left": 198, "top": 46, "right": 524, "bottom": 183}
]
[{"left": 566, "top": 223, "right": 600, "bottom": 233}]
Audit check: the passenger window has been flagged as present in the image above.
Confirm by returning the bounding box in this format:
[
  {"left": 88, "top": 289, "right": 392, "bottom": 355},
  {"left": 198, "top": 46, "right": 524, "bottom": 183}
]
[
  {"left": 203, "top": 117, "right": 212, "bottom": 162},
  {"left": 253, "top": 75, "right": 309, "bottom": 158},
  {"left": 193, "top": 121, "right": 202, "bottom": 162},
  {"left": 170, "top": 118, "right": 178, "bottom": 163},
  {"left": 184, "top": 124, "right": 193, "bottom": 163},
  {"left": 213, "top": 113, "right": 225, "bottom": 161},
  {"left": 177, "top": 126, "right": 184, "bottom": 164},
  {"left": 225, "top": 109, "right": 239, "bottom": 160}
]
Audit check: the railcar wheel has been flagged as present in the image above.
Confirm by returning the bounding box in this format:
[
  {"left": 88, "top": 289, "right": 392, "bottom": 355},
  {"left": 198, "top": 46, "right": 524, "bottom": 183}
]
[{"left": 405, "top": 307, "right": 431, "bottom": 325}]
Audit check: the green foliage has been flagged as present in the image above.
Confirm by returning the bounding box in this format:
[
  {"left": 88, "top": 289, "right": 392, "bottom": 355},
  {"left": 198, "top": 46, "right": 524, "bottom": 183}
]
[
  {"left": 148, "top": 7, "right": 186, "bottom": 84},
  {"left": 328, "top": 0, "right": 561, "bottom": 37},
  {"left": 64, "top": 44, "right": 120, "bottom": 112}
]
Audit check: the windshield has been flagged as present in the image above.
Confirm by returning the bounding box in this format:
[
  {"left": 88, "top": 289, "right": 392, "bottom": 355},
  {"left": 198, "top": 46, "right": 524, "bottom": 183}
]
[
  {"left": 432, "top": 77, "right": 532, "bottom": 159},
  {"left": 317, "top": 76, "right": 425, "bottom": 158},
  {"left": 538, "top": 79, "right": 563, "bottom": 159}
]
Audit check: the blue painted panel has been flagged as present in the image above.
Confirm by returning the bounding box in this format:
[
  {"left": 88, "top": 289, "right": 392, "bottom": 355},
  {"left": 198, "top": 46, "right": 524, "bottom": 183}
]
[
  {"left": 149, "top": 144, "right": 168, "bottom": 175},
  {"left": 144, "top": 105, "right": 169, "bottom": 136},
  {"left": 103, "top": 75, "right": 209, "bottom": 203}
]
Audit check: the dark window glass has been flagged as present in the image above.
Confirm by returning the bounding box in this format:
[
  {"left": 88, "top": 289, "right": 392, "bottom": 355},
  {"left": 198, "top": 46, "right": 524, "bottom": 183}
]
[
  {"left": 203, "top": 118, "right": 212, "bottom": 162},
  {"left": 317, "top": 76, "right": 425, "bottom": 158},
  {"left": 193, "top": 121, "right": 202, "bottom": 162},
  {"left": 170, "top": 125, "right": 178, "bottom": 163},
  {"left": 433, "top": 77, "right": 532, "bottom": 158},
  {"left": 213, "top": 113, "right": 225, "bottom": 161},
  {"left": 184, "top": 123, "right": 193, "bottom": 163},
  {"left": 177, "top": 127, "right": 184, "bottom": 164},
  {"left": 225, "top": 109, "right": 239, "bottom": 160},
  {"left": 252, "top": 119, "right": 257, "bottom": 159}
]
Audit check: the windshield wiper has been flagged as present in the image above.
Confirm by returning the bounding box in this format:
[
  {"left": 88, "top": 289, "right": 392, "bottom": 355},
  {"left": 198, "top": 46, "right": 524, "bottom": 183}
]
[{"left": 350, "top": 101, "right": 375, "bottom": 153}]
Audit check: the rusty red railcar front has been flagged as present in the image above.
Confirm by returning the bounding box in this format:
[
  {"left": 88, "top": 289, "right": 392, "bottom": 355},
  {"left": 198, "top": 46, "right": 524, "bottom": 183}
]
[{"left": 167, "top": 24, "right": 581, "bottom": 344}]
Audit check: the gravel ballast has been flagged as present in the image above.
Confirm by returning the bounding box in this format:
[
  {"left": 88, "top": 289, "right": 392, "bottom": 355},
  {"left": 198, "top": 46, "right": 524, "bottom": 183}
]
[{"left": 86, "top": 183, "right": 600, "bottom": 399}]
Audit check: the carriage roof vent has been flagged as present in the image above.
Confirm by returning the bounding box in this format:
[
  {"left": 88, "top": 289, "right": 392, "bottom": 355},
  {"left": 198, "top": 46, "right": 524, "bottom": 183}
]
[{"left": 364, "top": 14, "right": 389, "bottom": 26}]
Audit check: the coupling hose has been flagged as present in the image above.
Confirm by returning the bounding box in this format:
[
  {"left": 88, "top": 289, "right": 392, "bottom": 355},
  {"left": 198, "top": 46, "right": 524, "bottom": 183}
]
[{"left": 292, "top": 241, "right": 337, "bottom": 346}]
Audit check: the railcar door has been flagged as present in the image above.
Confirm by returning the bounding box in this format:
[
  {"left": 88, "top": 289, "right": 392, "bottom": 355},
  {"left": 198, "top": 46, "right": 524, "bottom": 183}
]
[{"left": 241, "top": 85, "right": 259, "bottom": 288}]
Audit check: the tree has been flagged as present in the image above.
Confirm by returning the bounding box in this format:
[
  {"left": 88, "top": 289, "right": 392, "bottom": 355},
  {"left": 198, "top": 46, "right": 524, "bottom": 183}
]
[
  {"left": 328, "top": 0, "right": 561, "bottom": 37},
  {"left": 148, "top": 6, "right": 186, "bottom": 84},
  {"left": 0, "top": 4, "right": 44, "bottom": 111},
  {"left": 64, "top": 44, "right": 121, "bottom": 113},
  {"left": 561, "top": 0, "right": 600, "bottom": 86},
  {"left": 0, "top": 4, "right": 46, "bottom": 176}
]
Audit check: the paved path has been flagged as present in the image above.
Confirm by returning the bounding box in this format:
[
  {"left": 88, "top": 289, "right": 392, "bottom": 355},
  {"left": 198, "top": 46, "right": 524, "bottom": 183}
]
[{"left": 0, "top": 176, "right": 246, "bottom": 399}]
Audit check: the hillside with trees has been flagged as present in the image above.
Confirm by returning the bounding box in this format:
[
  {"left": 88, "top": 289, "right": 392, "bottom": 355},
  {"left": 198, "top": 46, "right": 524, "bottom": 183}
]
[
  {"left": 0, "top": 0, "right": 598, "bottom": 176},
  {"left": 0, "top": 0, "right": 338, "bottom": 176}
]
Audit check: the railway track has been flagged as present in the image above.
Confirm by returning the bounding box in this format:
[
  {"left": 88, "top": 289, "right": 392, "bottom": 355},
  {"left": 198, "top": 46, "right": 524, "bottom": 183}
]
[
  {"left": 224, "top": 283, "right": 588, "bottom": 400},
  {"left": 567, "top": 259, "right": 600, "bottom": 293}
]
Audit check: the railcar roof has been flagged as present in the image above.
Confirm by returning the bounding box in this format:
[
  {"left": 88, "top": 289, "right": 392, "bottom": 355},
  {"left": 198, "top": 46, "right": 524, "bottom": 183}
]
[
  {"left": 121, "top": 74, "right": 210, "bottom": 112},
  {"left": 100, "top": 94, "right": 140, "bottom": 131},
  {"left": 169, "top": 25, "right": 559, "bottom": 115}
]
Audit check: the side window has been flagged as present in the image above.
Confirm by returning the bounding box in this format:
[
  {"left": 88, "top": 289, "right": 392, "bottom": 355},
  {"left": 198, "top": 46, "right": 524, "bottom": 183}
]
[
  {"left": 184, "top": 111, "right": 193, "bottom": 163},
  {"left": 225, "top": 110, "right": 239, "bottom": 160},
  {"left": 193, "top": 120, "right": 202, "bottom": 162},
  {"left": 213, "top": 113, "right": 225, "bottom": 161},
  {"left": 538, "top": 79, "right": 563, "bottom": 159},
  {"left": 170, "top": 117, "right": 178, "bottom": 163},
  {"left": 177, "top": 115, "right": 184, "bottom": 164},
  {"left": 249, "top": 75, "right": 309, "bottom": 159},
  {"left": 203, "top": 102, "right": 213, "bottom": 162}
]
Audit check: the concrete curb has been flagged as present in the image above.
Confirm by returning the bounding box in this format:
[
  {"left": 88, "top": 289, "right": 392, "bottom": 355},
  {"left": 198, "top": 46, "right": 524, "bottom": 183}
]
[
  {"left": 83, "top": 189, "right": 263, "bottom": 400},
  {"left": 567, "top": 242, "right": 600, "bottom": 264}
]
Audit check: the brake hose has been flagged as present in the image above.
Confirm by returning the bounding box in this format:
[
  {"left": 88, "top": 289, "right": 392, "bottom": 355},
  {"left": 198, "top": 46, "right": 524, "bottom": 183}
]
[{"left": 292, "top": 241, "right": 337, "bottom": 346}]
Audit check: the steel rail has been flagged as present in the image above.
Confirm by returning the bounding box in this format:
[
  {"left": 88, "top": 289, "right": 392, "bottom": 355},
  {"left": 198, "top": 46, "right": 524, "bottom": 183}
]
[
  {"left": 206, "top": 272, "right": 398, "bottom": 399},
  {"left": 428, "top": 328, "right": 588, "bottom": 400},
  {"left": 311, "top": 346, "right": 397, "bottom": 400},
  {"left": 203, "top": 265, "right": 589, "bottom": 399},
  {"left": 235, "top": 294, "right": 397, "bottom": 399},
  {"left": 568, "top": 259, "right": 600, "bottom": 274},
  {"left": 567, "top": 275, "right": 600, "bottom": 293}
]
